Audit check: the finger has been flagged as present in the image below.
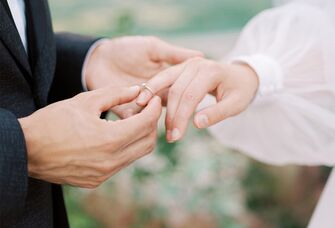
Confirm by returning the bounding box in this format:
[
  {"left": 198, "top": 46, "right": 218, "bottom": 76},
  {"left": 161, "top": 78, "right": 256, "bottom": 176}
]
[
  {"left": 102, "top": 129, "right": 157, "bottom": 179},
  {"left": 111, "top": 96, "right": 162, "bottom": 145},
  {"left": 152, "top": 38, "right": 203, "bottom": 65},
  {"left": 168, "top": 70, "right": 217, "bottom": 142},
  {"left": 165, "top": 60, "right": 200, "bottom": 139},
  {"left": 120, "top": 129, "right": 157, "bottom": 165},
  {"left": 157, "top": 88, "right": 169, "bottom": 106},
  {"left": 136, "top": 63, "right": 186, "bottom": 106},
  {"left": 112, "top": 101, "right": 144, "bottom": 119},
  {"left": 193, "top": 91, "right": 241, "bottom": 128},
  {"left": 88, "top": 85, "right": 140, "bottom": 114},
  {"left": 96, "top": 129, "right": 156, "bottom": 182}
]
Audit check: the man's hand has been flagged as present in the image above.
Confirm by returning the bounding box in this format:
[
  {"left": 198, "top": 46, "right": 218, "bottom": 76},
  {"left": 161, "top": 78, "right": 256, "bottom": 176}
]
[
  {"left": 19, "top": 86, "right": 162, "bottom": 188},
  {"left": 84, "top": 36, "right": 203, "bottom": 118},
  {"left": 135, "top": 57, "right": 259, "bottom": 142}
]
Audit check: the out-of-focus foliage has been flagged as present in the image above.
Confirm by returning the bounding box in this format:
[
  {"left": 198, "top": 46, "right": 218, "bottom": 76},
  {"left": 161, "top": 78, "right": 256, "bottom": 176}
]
[
  {"left": 243, "top": 163, "right": 330, "bottom": 228},
  {"left": 64, "top": 127, "right": 249, "bottom": 228},
  {"left": 49, "top": 0, "right": 271, "bottom": 37}
]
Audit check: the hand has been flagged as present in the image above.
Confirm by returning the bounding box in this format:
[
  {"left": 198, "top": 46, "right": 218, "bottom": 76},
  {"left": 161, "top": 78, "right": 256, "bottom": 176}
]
[
  {"left": 136, "top": 57, "right": 259, "bottom": 142},
  {"left": 19, "top": 86, "right": 162, "bottom": 188},
  {"left": 84, "top": 36, "right": 203, "bottom": 118}
]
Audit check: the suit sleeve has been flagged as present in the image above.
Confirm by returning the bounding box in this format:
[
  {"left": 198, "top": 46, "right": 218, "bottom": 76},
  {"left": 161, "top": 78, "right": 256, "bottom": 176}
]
[
  {"left": 48, "top": 32, "right": 99, "bottom": 103},
  {"left": 0, "top": 109, "right": 28, "bottom": 223}
]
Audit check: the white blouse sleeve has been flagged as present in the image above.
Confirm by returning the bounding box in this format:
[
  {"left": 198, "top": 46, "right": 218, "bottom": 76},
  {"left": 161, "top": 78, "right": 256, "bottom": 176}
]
[{"left": 205, "top": 1, "right": 335, "bottom": 166}]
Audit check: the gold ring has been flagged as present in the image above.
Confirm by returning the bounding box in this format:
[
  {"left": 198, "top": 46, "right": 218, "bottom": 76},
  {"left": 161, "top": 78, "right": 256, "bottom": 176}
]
[{"left": 141, "top": 82, "right": 154, "bottom": 95}]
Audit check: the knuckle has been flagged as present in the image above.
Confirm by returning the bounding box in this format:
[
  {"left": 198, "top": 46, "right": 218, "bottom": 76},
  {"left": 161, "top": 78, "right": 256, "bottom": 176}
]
[
  {"left": 98, "top": 162, "right": 113, "bottom": 175},
  {"left": 183, "top": 91, "right": 196, "bottom": 102},
  {"left": 169, "top": 86, "right": 182, "bottom": 98},
  {"left": 79, "top": 91, "right": 101, "bottom": 108},
  {"left": 208, "top": 63, "right": 224, "bottom": 77},
  {"left": 145, "top": 141, "right": 156, "bottom": 155},
  {"left": 93, "top": 183, "right": 101, "bottom": 189},
  {"left": 79, "top": 184, "right": 89, "bottom": 189},
  {"left": 144, "top": 115, "right": 158, "bottom": 130},
  {"left": 97, "top": 175, "right": 109, "bottom": 184},
  {"left": 72, "top": 93, "right": 89, "bottom": 106},
  {"left": 88, "top": 90, "right": 101, "bottom": 99},
  {"left": 146, "top": 144, "right": 155, "bottom": 155},
  {"left": 150, "top": 136, "right": 157, "bottom": 148},
  {"left": 74, "top": 92, "right": 87, "bottom": 100},
  {"left": 175, "top": 113, "right": 188, "bottom": 123},
  {"left": 165, "top": 116, "right": 173, "bottom": 125},
  {"left": 148, "top": 119, "right": 157, "bottom": 131}
]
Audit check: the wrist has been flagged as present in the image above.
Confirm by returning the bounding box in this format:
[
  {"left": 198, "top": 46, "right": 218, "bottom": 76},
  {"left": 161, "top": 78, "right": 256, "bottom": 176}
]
[
  {"left": 83, "top": 39, "right": 110, "bottom": 91},
  {"left": 218, "top": 62, "right": 259, "bottom": 106},
  {"left": 232, "top": 62, "right": 259, "bottom": 93},
  {"left": 229, "top": 54, "right": 283, "bottom": 97},
  {"left": 18, "top": 116, "right": 39, "bottom": 176}
]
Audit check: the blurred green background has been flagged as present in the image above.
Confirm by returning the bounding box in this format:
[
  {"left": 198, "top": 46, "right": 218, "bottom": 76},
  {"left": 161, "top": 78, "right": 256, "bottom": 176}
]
[{"left": 49, "top": 0, "right": 330, "bottom": 227}]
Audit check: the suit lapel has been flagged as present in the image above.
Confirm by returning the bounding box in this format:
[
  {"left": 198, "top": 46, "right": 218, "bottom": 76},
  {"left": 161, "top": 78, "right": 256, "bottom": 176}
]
[
  {"left": 0, "top": 1, "right": 32, "bottom": 76},
  {"left": 25, "top": 0, "right": 49, "bottom": 71},
  {"left": 26, "top": 0, "right": 56, "bottom": 107},
  {"left": 0, "top": 0, "right": 56, "bottom": 108}
]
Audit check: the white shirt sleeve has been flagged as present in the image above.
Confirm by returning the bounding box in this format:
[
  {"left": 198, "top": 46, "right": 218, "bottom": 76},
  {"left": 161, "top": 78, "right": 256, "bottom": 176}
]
[
  {"left": 203, "top": 1, "right": 335, "bottom": 166},
  {"left": 81, "top": 39, "right": 107, "bottom": 91}
]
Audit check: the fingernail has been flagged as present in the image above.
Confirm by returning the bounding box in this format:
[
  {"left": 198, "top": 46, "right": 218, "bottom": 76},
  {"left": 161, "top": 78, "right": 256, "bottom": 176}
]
[
  {"left": 170, "top": 128, "right": 181, "bottom": 142},
  {"left": 195, "top": 114, "right": 209, "bottom": 128},
  {"left": 130, "top": 85, "right": 140, "bottom": 92}
]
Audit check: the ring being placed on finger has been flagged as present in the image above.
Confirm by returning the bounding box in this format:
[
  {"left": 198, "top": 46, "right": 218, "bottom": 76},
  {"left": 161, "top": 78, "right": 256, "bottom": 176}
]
[{"left": 141, "top": 82, "right": 154, "bottom": 96}]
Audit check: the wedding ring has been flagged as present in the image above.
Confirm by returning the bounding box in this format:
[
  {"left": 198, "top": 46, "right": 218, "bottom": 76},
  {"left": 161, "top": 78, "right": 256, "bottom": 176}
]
[{"left": 141, "top": 82, "right": 154, "bottom": 95}]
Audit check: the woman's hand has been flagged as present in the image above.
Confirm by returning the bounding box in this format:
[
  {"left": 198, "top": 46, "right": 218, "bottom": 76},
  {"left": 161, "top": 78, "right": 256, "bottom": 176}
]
[
  {"left": 136, "top": 57, "right": 259, "bottom": 142},
  {"left": 84, "top": 36, "right": 202, "bottom": 118}
]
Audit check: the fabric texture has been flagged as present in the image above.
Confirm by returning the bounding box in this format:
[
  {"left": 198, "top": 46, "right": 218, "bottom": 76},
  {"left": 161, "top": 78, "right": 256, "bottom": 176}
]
[
  {"left": 199, "top": 0, "right": 335, "bottom": 227},
  {"left": 204, "top": 0, "right": 335, "bottom": 166},
  {"left": 0, "top": 0, "right": 96, "bottom": 227},
  {"left": 49, "top": 33, "right": 99, "bottom": 103},
  {"left": 7, "top": 0, "right": 27, "bottom": 51}
]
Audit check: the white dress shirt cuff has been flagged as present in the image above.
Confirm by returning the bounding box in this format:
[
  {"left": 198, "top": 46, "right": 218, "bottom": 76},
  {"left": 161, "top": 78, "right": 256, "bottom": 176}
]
[
  {"left": 230, "top": 54, "right": 283, "bottom": 97},
  {"left": 81, "top": 39, "right": 108, "bottom": 91}
]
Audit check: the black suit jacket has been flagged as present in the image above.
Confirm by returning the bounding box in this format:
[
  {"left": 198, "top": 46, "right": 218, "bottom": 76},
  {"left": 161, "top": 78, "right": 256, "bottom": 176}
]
[{"left": 0, "top": 1, "right": 97, "bottom": 227}]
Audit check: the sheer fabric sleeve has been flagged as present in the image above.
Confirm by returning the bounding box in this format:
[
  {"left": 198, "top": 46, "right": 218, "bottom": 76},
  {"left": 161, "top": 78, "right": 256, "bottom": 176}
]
[{"left": 204, "top": 1, "right": 335, "bottom": 166}]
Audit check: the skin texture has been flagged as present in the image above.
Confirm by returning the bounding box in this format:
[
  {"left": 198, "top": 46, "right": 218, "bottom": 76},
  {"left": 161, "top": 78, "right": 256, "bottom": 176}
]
[
  {"left": 135, "top": 57, "right": 259, "bottom": 142},
  {"left": 84, "top": 36, "right": 203, "bottom": 118},
  {"left": 19, "top": 86, "right": 162, "bottom": 188},
  {"left": 18, "top": 36, "right": 201, "bottom": 189}
]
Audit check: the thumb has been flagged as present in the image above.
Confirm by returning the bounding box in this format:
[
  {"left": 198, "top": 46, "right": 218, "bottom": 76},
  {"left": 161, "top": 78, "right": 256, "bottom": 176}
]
[
  {"left": 154, "top": 39, "right": 203, "bottom": 65},
  {"left": 90, "top": 85, "right": 140, "bottom": 114},
  {"left": 123, "top": 96, "right": 163, "bottom": 129},
  {"left": 193, "top": 92, "right": 242, "bottom": 128}
]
